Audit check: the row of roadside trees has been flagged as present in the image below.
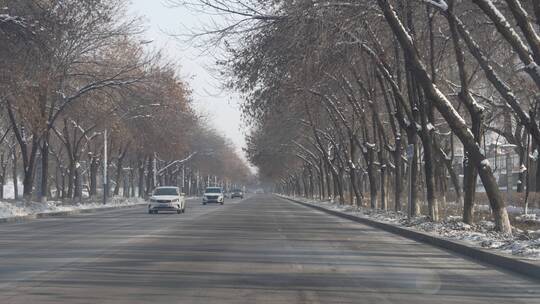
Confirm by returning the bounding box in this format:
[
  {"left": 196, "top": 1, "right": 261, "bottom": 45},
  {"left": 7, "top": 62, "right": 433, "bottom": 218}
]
[
  {"left": 0, "top": 0, "right": 252, "bottom": 202},
  {"left": 182, "top": 0, "right": 540, "bottom": 234}
]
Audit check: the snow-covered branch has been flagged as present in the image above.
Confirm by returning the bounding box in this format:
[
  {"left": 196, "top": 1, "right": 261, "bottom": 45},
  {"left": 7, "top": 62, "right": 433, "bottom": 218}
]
[{"left": 422, "top": 0, "right": 448, "bottom": 11}]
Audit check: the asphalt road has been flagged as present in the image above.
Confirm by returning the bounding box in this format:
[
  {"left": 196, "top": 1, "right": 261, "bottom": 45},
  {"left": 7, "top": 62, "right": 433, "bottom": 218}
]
[{"left": 0, "top": 195, "right": 538, "bottom": 304}]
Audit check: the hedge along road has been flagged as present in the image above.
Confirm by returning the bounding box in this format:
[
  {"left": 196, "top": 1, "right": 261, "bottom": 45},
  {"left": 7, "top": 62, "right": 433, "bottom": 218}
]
[{"left": 0, "top": 195, "right": 538, "bottom": 304}]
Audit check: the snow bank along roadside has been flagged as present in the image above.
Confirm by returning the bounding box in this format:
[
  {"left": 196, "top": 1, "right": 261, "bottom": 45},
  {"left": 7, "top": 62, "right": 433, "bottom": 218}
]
[
  {"left": 0, "top": 197, "right": 146, "bottom": 221},
  {"left": 283, "top": 196, "right": 540, "bottom": 260}
]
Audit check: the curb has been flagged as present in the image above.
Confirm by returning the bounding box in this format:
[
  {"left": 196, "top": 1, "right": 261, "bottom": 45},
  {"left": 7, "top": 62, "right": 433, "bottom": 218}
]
[
  {"left": 282, "top": 196, "right": 540, "bottom": 281},
  {"left": 0, "top": 204, "right": 145, "bottom": 225}
]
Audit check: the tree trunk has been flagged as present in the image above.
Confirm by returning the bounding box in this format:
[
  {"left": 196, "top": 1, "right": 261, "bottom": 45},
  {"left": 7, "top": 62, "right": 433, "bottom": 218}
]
[
  {"left": 301, "top": 169, "right": 308, "bottom": 197},
  {"left": 325, "top": 162, "right": 332, "bottom": 200},
  {"left": 424, "top": 12, "right": 440, "bottom": 221},
  {"left": 67, "top": 159, "right": 75, "bottom": 199},
  {"left": 379, "top": 72, "right": 403, "bottom": 212},
  {"left": 89, "top": 156, "right": 98, "bottom": 198},
  {"left": 419, "top": 97, "right": 439, "bottom": 220},
  {"left": 422, "top": 134, "right": 438, "bottom": 221},
  {"left": 517, "top": 148, "right": 525, "bottom": 193},
  {"left": 309, "top": 167, "right": 315, "bottom": 198},
  {"left": 332, "top": 168, "right": 345, "bottom": 204},
  {"left": 394, "top": 136, "right": 402, "bottom": 211},
  {"left": 0, "top": 154, "right": 6, "bottom": 200},
  {"left": 138, "top": 158, "right": 145, "bottom": 198},
  {"left": 463, "top": 115, "right": 482, "bottom": 224},
  {"left": 123, "top": 170, "right": 130, "bottom": 198},
  {"left": 7, "top": 103, "right": 37, "bottom": 200},
  {"left": 11, "top": 146, "right": 18, "bottom": 200},
  {"left": 60, "top": 171, "right": 66, "bottom": 199},
  {"left": 536, "top": 144, "right": 540, "bottom": 192},
  {"left": 365, "top": 148, "right": 378, "bottom": 209},
  {"left": 348, "top": 139, "right": 363, "bottom": 206},
  {"left": 130, "top": 168, "right": 135, "bottom": 198},
  {"left": 404, "top": 46, "right": 420, "bottom": 217},
  {"left": 349, "top": 168, "right": 362, "bottom": 207},
  {"left": 54, "top": 164, "right": 61, "bottom": 200},
  {"left": 295, "top": 175, "right": 302, "bottom": 197},
  {"left": 377, "top": 0, "right": 511, "bottom": 233},
  {"left": 145, "top": 155, "right": 153, "bottom": 195},
  {"left": 447, "top": 2, "right": 483, "bottom": 224},
  {"left": 74, "top": 160, "right": 82, "bottom": 200},
  {"left": 114, "top": 154, "right": 124, "bottom": 196},
  {"left": 433, "top": 136, "right": 457, "bottom": 206},
  {"left": 39, "top": 135, "right": 49, "bottom": 203},
  {"left": 380, "top": 164, "right": 386, "bottom": 210},
  {"left": 407, "top": 130, "right": 420, "bottom": 217},
  {"left": 320, "top": 159, "right": 326, "bottom": 199},
  {"left": 22, "top": 139, "right": 39, "bottom": 201}
]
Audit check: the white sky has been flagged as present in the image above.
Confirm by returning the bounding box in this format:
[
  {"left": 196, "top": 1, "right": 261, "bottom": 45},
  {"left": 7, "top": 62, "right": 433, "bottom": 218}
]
[{"left": 129, "top": 0, "right": 248, "bottom": 160}]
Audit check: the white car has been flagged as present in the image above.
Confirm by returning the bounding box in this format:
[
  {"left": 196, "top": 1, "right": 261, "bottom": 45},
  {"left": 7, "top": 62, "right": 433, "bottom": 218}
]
[
  {"left": 202, "top": 187, "right": 224, "bottom": 205},
  {"left": 148, "top": 186, "right": 186, "bottom": 214}
]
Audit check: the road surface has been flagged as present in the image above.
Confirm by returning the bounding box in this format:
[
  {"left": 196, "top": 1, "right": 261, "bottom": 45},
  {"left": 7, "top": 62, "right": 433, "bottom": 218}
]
[{"left": 0, "top": 195, "right": 538, "bottom": 303}]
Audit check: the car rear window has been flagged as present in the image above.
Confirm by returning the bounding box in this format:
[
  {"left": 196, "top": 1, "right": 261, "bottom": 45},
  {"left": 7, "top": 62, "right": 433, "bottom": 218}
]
[
  {"left": 205, "top": 188, "right": 222, "bottom": 193},
  {"left": 153, "top": 188, "right": 178, "bottom": 195}
]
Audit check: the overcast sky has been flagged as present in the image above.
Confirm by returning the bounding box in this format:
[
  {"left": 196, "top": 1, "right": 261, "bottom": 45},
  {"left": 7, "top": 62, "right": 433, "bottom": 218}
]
[{"left": 129, "top": 0, "right": 247, "bottom": 159}]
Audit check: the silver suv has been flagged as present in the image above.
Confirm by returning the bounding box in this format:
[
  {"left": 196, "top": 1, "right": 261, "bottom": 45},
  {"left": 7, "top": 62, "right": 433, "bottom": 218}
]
[{"left": 202, "top": 187, "right": 224, "bottom": 205}]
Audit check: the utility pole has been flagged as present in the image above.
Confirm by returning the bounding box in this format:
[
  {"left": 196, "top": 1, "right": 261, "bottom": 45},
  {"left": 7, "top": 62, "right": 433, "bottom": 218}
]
[
  {"left": 153, "top": 152, "right": 157, "bottom": 188},
  {"left": 182, "top": 164, "right": 185, "bottom": 194},
  {"left": 103, "top": 129, "right": 107, "bottom": 205},
  {"left": 188, "top": 170, "right": 192, "bottom": 196},
  {"left": 406, "top": 144, "right": 414, "bottom": 218},
  {"left": 506, "top": 152, "right": 512, "bottom": 205},
  {"left": 196, "top": 170, "right": 200, "bottom": 195},
  {"left": 36, "top": 153, "right": 42, "bottom": 202}
]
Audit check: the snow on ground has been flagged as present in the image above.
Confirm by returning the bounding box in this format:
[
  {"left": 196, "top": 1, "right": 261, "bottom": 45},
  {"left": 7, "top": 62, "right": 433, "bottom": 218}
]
[
  {"left": 287, "top": 196, "right": 540, "bottom": 260},
  {"left": 466, "top": 203, "right": 540, "bottom": 217},
  {"left": 0, "top": 197, "right": 146, "bottom": 219},
  {"left": 3, "top": 181, "right": 23, "bottom": 200},
  {"left": 445, "top": 201, "right": 540, "bottom": 225}
]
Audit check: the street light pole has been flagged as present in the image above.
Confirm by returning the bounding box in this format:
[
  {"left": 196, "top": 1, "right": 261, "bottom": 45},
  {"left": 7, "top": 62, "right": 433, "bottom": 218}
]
[
  {"left": 103, "top": 129, "right": 108, "bottom": 205},
  {"left": 182, "top": 164, "right": 185, "bottom": 194},
  {"left": 406, "top": 144, "right": 414, "bottom": 218},
  {"left": 153, "top": 152, "right": 157, "bottom": 188},
  {"left": 506, "top": 152, "right": 511, "bottom": 205}
]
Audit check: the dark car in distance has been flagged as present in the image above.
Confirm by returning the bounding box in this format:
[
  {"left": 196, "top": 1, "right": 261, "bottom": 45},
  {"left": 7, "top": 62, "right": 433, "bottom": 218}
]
[{"left": 230, "top": 189, "right": 244, "bottom": 199}]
